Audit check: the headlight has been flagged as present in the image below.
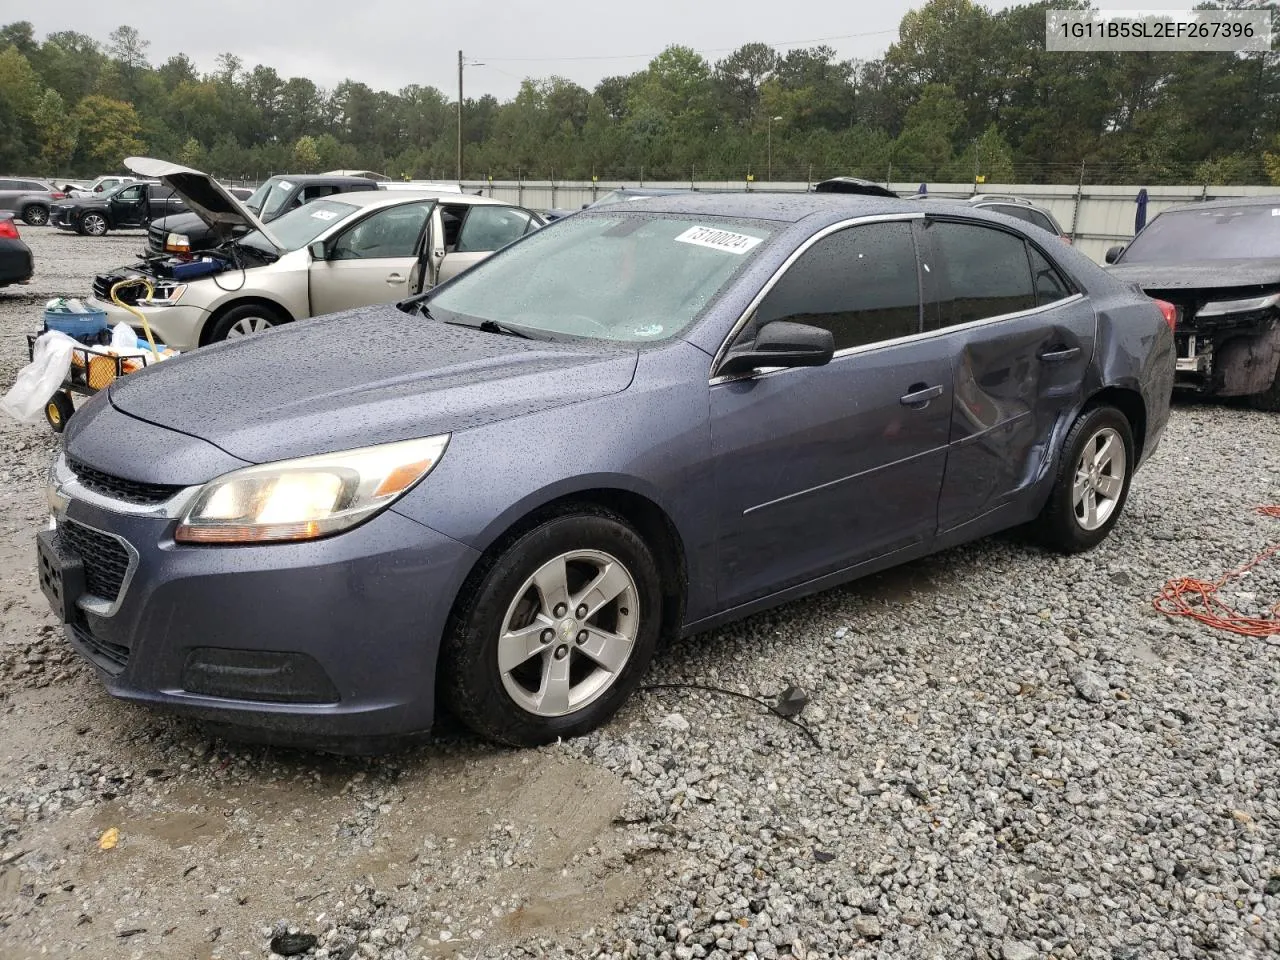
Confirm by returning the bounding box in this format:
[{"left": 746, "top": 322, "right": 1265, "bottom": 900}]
[
  {"left": 164, "top": 233, "right": 191, "bottom": 253},
  {"left": 141, "top": 283, "right": 186, "bottom": 306},
  {"left": 174, "top": 435, "right": 449, "bottom": 544},
  {"left": 1197, "top": 293, "right": 1280, "bottom": 318}
]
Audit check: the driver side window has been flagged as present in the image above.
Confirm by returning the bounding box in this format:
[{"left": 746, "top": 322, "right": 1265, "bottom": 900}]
[
  {"left": 330, "top": 202, "right": 431, "bottom": 261},
  {"left": 117, "top": 185, "right": 145, "bottom": 201},
  {"left": 742, "top": 221, "right": 922, "bottom": 351}
]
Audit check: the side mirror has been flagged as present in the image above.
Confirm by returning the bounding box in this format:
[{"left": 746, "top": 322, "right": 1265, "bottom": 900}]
[
  {"left": 1104, "top": 245, "right": 1125, "bottom": 264},
  {"left": 308, "top": 240, "right": 328, "bottom": 261},
  {"left": 718, "top": 321, "right": 835, "bottom": 377}
]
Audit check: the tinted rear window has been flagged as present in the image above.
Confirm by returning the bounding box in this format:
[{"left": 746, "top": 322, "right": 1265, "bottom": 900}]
[
  {"left": 929, "top": 221, "right": 1036, "bottom": 327},
  {"left": 1121, "top": 205, "right": 1280, "bottom": 262}
]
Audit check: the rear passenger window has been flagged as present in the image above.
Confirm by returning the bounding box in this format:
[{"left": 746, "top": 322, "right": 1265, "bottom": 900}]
[
  {"left": 749, "top": 221, "right": 921, "bottom": 351},
  {"left": 929, "top": 221, "right": 1036, "bottom": 327},
  {"left": 1028, "top": 246, "right": 1072, "bottom": 306}
]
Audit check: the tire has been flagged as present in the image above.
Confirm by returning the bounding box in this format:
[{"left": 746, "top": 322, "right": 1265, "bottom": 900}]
[
  {"left": 441, "top": 508, "right": 663, "bottom": 747},
  {"left": 206, "top": 303, "right": 285, "bottom": 343},
  {"left": 20, "top": 204, "right": 48, "bottom": 226},
  {"left": 79, "top": 213, "right": 108, "bottom": 237},
  {"left": 1033, "top": 405, "right": 1135, "bottom": 553},
  {"left": 45, "top": 392, "right": 75, "bottom": 432},
  {"left": 1250, "top": 366, "right": 1280, "bottom": 412}
]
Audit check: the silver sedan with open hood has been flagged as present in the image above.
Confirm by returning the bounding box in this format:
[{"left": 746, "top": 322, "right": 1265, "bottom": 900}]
[{"left": 87, "top": 157, "right": 544, "bottom": 350}]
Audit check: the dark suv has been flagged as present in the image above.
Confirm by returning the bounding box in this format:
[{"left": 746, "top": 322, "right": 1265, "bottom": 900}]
[
  {"left": 146, "top": 174, "right": 379, "bottom": 256},
  {"left": 48, "top": 181, "right": 186, "bottom": 236}
]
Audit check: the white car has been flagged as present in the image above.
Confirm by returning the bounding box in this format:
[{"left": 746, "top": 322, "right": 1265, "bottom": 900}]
[
  {"left": 88, "top": 158, "right": 544, "bottom": 350},
  {"left": 69, "top": 175, "right": 138, "bottom": 198}
]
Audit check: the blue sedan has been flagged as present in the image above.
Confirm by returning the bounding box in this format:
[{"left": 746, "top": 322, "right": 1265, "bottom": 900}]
[{"left": 40, "top": 193, "right": 1174, "bottom": 749}]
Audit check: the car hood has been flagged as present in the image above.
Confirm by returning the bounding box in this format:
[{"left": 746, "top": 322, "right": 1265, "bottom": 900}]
[
  {"left": 124, "top": 157, "right": 282, "bottom": 252},
  {"left": 1106, "top": 259, "right": 1280, "bottom": 291},
  {"left": 107, "top": 305, "right": 639, "bottom": 464}
]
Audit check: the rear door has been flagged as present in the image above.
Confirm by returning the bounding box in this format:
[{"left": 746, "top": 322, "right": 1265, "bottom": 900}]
[
  {"left": 919, "top": 218, "right": 1094, "bottom": 533},
  {"left": 435, "top": 205, "right": 539, "bottom": 285},
  {"left": 710, "top": 217, "right": 954, "bottom": 609},
  {"left": 308, "top": 200, "right": 435, "bottom": 315},
  {"left": 0, "top": 180, "right": 21, "bottom": 211}
]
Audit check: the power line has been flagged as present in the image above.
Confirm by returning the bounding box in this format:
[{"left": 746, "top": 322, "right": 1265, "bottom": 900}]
[{"left": 473, "top": 29, "right": 898, "bottom": 65}]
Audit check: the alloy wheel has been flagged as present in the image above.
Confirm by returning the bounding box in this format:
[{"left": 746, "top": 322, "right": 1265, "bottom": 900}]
[
  {"left": 497, "top": 549, "right": 639, "bottom": 718},
  {"left": 1072, "top": 426, "right": 1126, "bottom": 531},
  {"left": 23, "top": 206, "right": 47, "bottom": 226},
  {"left": 82, "top": 214, "right": 107, "bottom": 236},
  {"left": 226, "top": 316, "right": 275, "bottom": 337}
]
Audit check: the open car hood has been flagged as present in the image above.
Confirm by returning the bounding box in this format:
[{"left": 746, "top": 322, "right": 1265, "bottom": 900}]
[{"left": 124, "top": 157, "right": 283, "bottom": 252}]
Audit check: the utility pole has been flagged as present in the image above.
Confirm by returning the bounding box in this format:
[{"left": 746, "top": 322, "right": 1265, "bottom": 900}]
[
  {"left": 767, "top": 116, "right": 782, "bottom": 182},
  {"left": 457, "top": 50, "right": 463, "bottom": 182}
]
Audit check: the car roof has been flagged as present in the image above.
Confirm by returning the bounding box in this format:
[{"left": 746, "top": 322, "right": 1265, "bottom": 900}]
[
  {"left": 321, "top": 190, "right": 513, "bottom": 210},
  {"left": 267, "top": 174, "right": 376, "bottom": 186},
  {"left": 595, "top": 191, "right": 927, "bottom": 224},
  {"left": 1156, "top": 195, "right": 1280, "bottom": 216}
]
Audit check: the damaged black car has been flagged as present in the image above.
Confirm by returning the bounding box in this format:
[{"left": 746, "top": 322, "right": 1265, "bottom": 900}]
[{"left": 1106, "top": 197, "right": 1280, "bottom": 409}]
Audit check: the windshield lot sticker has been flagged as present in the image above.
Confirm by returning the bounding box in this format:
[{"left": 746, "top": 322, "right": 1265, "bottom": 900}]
[
  {"left": 310, "top": 209, "right": 338, "bottom": 220},
  {"left": 278, "top": 181, "right": 293, "bottom": 191},
  {"left": 675, "top": 226, "right": 764, "bottom": 255}
]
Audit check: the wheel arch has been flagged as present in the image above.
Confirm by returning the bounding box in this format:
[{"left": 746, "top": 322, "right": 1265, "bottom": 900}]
[
  {"left": 1085, "top": 384, "right": 1147, "bottom": 462},
  {"left": 198, "top": 297, "right": 296, "bottom": 346},
  {"left": 458, "top": 485, "right": 689, "bottom": 643}
]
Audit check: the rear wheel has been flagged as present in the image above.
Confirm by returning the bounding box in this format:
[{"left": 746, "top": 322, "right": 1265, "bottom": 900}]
[
  {"left": 442, "top": 509, "right": 662, "bottom": 746},
  {"left": 20, "top": 204, "right": 48, "bottom": 226},
  {"left": 206, "top": 304, "right": 285, "bottom": 343},
  {"left": 45, "top": 392, "right": 74, "bottom": 432},
  {"left": 79, "top": 213, "right": 108, "bottom": 237},
  {"left": 1034, "top": 406, "right": 1134, "bottom": 553}
]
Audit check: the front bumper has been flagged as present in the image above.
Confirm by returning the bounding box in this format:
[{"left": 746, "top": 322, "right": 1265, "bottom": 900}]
[
  {"left": 85, "top": 296, "right": 207, "bottom": 352},
  {"left": 48, "top": 207, "right": 79, "bottom": 231},
  {"left": 46, "top": 464, "right": 479, "bottom": 745}
]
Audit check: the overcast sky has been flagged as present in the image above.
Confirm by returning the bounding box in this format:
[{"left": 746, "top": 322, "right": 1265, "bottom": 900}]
[{"left": 17, "top": 0, "right": 1174, "bottom": 101}]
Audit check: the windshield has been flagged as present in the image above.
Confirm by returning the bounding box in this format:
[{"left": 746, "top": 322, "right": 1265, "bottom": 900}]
[
  {"left": 237, "top": 199, "right": 359, "bottom": 254},
  {"left": 1121, "top": 204, "right": 1280, "bottom": 263},
  {"left": 243, "top": 181, "right": 271, "bottom": 215},
  {"left": 428, "top": 213, "right": 776, "bottom": 343},
  {"left": 260, "top": 179, "right": 299, "bottom": 220}
]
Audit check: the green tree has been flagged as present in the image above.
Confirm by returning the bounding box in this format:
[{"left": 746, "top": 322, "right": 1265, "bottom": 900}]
[
  {"left": 177, "top": 136, "right": 205, "bottom": 168},
  {"left": 72, "top": 94, "right": 144, "bottom": 169},
  {"left": 292, "top": 134, "right": 320, "bottom": 171},
  {"left": 34, "top": 88, "right": 77, "bottom": 170}
]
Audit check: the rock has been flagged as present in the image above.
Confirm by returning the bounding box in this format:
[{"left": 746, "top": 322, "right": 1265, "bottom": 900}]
[
  {"left": 1067, "top": 665, "right": 1109, "bottom": 703},
  {"left": 1001, "top": 941, "right": 1038, "bottom": 960},
  {"left": 853, "top": 916, "right": 882, "bottom": 939},
  {"left": 269, "top": 932, "right": 318, "bottom": 956},
  {"left": 660, "top": 713, "right": 691, "bottom": 733}
]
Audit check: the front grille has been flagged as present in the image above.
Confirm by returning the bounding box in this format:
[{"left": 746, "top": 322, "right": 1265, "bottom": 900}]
[
  {"left": 70, "top": 623, "right": 129, "bottom": 674},
  {"left": 91, "top": 273, "right": 145, "bottom": 304},
  {"left": 147, "top": 220, "right": 166, "bottom": 253},
  {"left": 60, "top": 520, "right": 131, "bottom": 603},
  {"left": 68, "top": 457, "right": 183, "bottom": 506}
]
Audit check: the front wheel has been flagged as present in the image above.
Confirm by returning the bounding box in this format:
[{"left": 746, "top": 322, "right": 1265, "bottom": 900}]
[
  {"left": 79, "top": 213, "right": 108, "bottom": 237},
  {"left": 1033, "top": 406, "right": 1134, "bottom": 553},
  {"left": 206, "top": 304, "right": 284, "bottom": 343},
  {"left": 20, "top": 204, "right": 48, "bottom": 226},
  {"left": 441, "top": 509, "right": 662, "bottom": 747}
]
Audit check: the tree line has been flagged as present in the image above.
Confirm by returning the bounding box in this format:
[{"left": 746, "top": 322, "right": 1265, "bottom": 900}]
[{"left": 2, "top": 0, "right": 1279, "bottom": 186}]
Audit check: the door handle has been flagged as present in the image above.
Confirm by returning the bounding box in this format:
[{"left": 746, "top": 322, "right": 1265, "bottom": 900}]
[
  {"left": 386, "top": 273, "right": 404, "bottom": 284},
  {"left": 900, "top": 383, "right": 944, "bottom": 408},
  {"left": 1039, "top": 345, "right": 1081, "bottom": 363}
]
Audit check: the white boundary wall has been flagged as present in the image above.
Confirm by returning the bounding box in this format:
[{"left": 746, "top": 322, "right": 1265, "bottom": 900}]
[{"left": 463, "top": 180, "right": 1280, "bottom": 264}]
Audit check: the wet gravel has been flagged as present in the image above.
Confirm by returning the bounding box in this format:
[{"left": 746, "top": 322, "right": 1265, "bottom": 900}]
[{"left": 1, "top": 226, "right": 1279, "bottom": 959}]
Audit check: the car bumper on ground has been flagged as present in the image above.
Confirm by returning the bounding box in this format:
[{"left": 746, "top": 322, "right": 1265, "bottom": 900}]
[
  {"left": 43, "top": 463, "right": 480, "bottom": 746},
  {"left": 85, "top": 296, "right": 206, "bottom": 351},
  {"left": 0, "top": 239, "right": 33, "bottom": 285}
]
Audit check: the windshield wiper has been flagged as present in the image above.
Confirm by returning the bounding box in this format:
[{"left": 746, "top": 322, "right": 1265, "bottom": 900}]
[{"left": 440, "top": 317, "right": 534, "bottom": 340}]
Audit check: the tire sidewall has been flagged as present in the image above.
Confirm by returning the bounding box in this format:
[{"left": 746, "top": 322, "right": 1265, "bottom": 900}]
[
  {"left": 444, "top": 512, "right": 662, "bottom": 746},
  {"left": 1049, "top": 406, "right": 1135, "bottom": 551}
]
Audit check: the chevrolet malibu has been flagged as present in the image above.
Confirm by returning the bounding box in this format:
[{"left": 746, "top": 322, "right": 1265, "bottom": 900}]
[{"left": 39, "top": 194, "right": 1174, "bottom": 749}]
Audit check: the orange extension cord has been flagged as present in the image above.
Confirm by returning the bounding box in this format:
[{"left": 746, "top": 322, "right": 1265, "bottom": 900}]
[{"left": 1153, "top": 506, "right": 1280, "bottom": 638}]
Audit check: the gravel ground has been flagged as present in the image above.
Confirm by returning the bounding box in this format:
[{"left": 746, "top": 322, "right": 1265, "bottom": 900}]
[{"left": 1, "top": 226, "right": 1278, "bottom": 960}]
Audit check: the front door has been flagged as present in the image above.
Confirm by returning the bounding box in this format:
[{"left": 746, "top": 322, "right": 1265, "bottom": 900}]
[
  {"left": 111, "top": 184, "right": 148, "bottom": 226},
  {"left": 918, "top": 218, "right": 1095, "bottom": 532},
  {"left": 308, "top": 200, "right": 434, "bottom": 316},
  {"left": 433, "top": 204, "right": 540, "bottom": 286},
  {"left": 711, "top": 218, "right": 953, "bottom": 610}
]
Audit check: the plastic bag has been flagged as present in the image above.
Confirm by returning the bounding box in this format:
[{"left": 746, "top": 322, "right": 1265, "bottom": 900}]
[
  {"left": 110, "top": 322, "right": 138, "bottom": 351},
  {"left": 0, "top": 331, "right": 80, "bottom": 424}
]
